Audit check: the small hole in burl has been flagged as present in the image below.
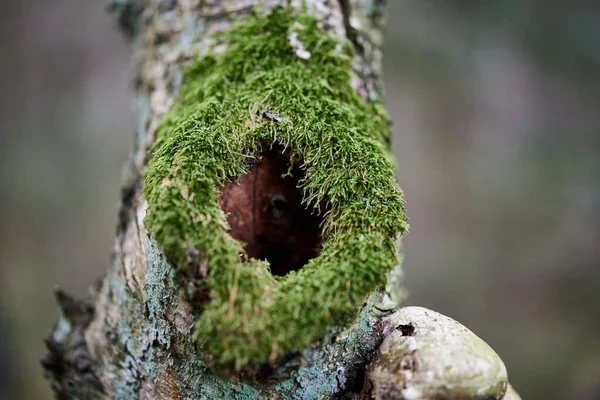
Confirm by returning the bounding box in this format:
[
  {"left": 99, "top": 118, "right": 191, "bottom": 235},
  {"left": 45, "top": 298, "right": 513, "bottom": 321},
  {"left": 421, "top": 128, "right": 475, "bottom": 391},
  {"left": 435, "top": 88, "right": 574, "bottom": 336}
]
[
  {"left": 219, "top": 143, "right": 324, "bottom": 276},
  {"left": 396, "top": 324, "right": 415, "bottom": 336}
]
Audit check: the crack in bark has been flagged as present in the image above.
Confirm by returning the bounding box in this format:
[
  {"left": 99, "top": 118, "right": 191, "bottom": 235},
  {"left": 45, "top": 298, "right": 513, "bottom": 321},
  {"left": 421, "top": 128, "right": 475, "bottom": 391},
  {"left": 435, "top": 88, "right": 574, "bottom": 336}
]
[
  {"left": 42, "top": 290, "right": 104, "bottom": 400},
  {"left": 338, "top": 0, "right": 364, "bottom": 55},
  {"left": 117, "top": 172, "right": 141, "bottom": 234}
]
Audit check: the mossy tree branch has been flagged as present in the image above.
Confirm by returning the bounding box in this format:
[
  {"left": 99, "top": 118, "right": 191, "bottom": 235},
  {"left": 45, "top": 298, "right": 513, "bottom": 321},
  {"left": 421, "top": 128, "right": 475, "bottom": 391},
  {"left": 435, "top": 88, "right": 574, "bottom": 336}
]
[{"left": 43, "top": 1, "right": 520, "bottom": 399}]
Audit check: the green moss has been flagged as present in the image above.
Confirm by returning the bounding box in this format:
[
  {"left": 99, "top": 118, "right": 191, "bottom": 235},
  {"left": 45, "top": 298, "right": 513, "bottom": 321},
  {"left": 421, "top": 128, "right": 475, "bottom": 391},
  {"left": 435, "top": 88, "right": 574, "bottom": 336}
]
[{"left": 143, "top": 6, "right": 407, "bottom": 369}]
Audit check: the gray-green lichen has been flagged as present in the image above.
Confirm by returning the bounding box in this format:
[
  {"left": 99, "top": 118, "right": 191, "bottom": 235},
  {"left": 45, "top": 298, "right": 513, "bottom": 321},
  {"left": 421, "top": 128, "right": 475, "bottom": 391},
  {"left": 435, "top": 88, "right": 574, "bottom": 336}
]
[
  {"left": 96, "top": 238, "right": 392, "bottom": 399},
  {"left": 142, "top": 6, "right": 408, "bottom": 368},
  {"left": 95, "top": 238, "right": 263, "bottom": 399}
]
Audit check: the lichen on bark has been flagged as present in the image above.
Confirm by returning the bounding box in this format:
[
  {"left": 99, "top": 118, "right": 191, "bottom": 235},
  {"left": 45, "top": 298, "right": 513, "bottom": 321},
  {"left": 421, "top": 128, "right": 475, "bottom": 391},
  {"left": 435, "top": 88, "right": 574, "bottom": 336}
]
[
  {"left": 43, "top": 1, "right": 522, "bottom": 399},
  {"left": 142, "top": 6, "right": 407, "bottom": 369},
  {"left": 45, "top": 1, "right": 410, "bottom": 398}
]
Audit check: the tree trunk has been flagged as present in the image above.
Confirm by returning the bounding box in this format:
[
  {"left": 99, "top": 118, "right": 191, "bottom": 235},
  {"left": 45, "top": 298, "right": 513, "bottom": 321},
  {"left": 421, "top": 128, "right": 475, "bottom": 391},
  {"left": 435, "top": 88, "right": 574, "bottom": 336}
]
[{"left": 43, "top": 1, "right": 519, "bottom": 399}]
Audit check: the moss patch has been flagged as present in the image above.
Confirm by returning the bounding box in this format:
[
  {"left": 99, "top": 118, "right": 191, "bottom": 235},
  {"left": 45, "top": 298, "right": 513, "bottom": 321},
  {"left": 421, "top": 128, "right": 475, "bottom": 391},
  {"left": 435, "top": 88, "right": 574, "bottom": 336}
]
[{"left": 143, "top": 6, "right": 407, "bottom": 369}]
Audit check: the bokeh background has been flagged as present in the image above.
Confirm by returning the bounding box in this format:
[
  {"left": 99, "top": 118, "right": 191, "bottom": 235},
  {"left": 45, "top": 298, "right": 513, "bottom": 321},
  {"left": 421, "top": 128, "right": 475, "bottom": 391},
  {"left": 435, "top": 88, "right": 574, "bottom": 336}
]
[{"left": 1, "top": 1, "right": 599, "bottom": 399}]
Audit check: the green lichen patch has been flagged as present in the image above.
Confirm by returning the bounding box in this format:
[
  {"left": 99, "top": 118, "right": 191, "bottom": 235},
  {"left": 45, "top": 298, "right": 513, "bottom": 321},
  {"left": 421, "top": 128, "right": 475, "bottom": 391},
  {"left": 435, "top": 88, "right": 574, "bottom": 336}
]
[{"left": 142, "top": 6, "right": 408, "bottom": 369}]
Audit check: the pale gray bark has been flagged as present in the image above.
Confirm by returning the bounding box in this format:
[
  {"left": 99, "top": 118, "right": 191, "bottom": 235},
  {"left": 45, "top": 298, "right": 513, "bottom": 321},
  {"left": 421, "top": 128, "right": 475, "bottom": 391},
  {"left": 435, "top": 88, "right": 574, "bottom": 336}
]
[{"left": 43, "top": 1, "right": 520, "bottom": 399}]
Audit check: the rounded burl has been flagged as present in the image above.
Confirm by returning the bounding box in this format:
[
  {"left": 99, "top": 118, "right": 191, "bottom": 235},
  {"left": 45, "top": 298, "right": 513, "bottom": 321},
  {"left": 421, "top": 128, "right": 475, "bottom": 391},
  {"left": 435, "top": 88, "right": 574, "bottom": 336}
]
[{"left": 365, "top": 307, "right": 520, "bottom": 400}]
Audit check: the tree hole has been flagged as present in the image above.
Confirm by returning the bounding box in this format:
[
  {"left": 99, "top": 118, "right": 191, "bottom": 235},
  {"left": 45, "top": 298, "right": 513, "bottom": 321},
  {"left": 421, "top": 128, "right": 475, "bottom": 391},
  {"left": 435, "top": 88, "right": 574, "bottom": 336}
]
[
  {"left": 219, "top": 144, "right": 324, "bottom": 276},
  {"left": 396, "top": 324, "right": 415, "bottom": 337}
]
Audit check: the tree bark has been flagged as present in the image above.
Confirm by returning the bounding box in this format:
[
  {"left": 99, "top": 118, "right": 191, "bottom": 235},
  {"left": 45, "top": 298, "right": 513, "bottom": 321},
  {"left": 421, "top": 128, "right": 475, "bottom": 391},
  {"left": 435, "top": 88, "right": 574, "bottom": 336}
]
[{"left": 43, "top": 1, "right": 520, "bottom": 399}]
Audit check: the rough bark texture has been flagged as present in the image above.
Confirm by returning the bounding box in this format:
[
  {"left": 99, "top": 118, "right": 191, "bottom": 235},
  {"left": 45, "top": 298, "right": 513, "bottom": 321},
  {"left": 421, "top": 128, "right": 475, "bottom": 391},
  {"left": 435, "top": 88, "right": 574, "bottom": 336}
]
[{"left": 43, "top": 1, "right": 520, "bottom": 399}]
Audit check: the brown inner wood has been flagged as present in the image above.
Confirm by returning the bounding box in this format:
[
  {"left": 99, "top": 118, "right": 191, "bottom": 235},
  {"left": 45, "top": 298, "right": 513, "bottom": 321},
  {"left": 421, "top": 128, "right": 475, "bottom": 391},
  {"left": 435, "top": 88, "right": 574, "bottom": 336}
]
[{"left": 219, "top": 144, "right": 323, "bottom": 276}]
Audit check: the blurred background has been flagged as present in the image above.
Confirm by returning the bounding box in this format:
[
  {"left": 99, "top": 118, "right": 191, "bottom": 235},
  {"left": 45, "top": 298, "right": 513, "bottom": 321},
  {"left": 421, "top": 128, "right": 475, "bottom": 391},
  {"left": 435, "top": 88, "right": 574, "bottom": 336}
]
[{"left": 0, "top": 0, "right": 598, "bottom": 398}]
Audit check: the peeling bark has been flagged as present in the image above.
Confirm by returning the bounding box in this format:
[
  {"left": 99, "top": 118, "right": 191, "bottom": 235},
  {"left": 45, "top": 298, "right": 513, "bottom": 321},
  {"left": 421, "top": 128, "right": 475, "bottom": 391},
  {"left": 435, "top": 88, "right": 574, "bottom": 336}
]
[{"left": 43, "top": 1, "right": 520, "bottom": 399}]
